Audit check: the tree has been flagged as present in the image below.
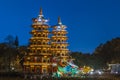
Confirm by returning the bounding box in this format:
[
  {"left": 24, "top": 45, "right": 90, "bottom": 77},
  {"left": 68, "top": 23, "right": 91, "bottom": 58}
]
[
  {"left": 93, "top": 37, "right": 120, "bottom": 66},
  {"left": 70, "top": 51, "right": 105, "bottom": 69},
  {"left": 14, "top": 36, "right": 19, "bottom": 48}
]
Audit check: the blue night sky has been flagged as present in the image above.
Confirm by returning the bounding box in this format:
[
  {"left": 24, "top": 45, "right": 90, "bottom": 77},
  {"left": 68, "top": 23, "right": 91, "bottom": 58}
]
[{"left": 0, "top": 0, "right": 120, "bottom": 53}]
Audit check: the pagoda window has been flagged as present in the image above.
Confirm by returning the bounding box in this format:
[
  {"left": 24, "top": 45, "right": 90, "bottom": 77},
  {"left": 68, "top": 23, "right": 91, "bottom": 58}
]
[
  {"left": 31, "top": 50, "right": 34, "bottom": 53},
  {"left": 31, "top": 50, "right": 33, "bottom": 53},
  {"left": 38, "top": 27, "right": 42, "bottom": 30},
  {"left": 33, "top": 42, "right": 35, "bottom": 45},
  {"left": 49, "top": 50, "right": 51, "bottom": 53},
  {"left": 65, "top": 54, "right": 68, "bottom": 56},
  {"left": 35, "top": 42, "right": 37, "bottom": 45},
  {"left": 58, "top": 40, "right": 60, "bottom": 42},
  {"left": 62, "top": 53, "right": 64, "bottom": 56},
  {"left": 31, "top": 57, "right": 34, "bottom": 62},
  {"left": 43, "top": 51, "right": 45, "bottom": 53},
  {"left": 34, "top": 57, "right": 37, "bottom": 62},
  {"left": 43, "top": 34, "right": 45, "bottom": 37},
  {"left": 31, "top": 67, "right": 35, "bottom": 72},
  {"left": 34, "top": 34, "right": 37, "bottom": 37},
  {"left": 40, "top": 28, "right": 43, "bottom": 30},
  {"left": 38, "top": 42, "right": 41, "bottom": 45},
  {"left": 33, "top": 50, "right": 35, "bottom": 53},
  {"left": 42, "top": 68, "right": 47, "bottom": 73},
  {"left": 37, "top": 57, "right": 40, "bottom": 62},
  {"left": 34, "top": 27, "right": 37, "bottom": 30},
  {"left": 42, "top": 58, "right": 46, "bottom": 63},
  {"left": 36, "top": 67, "right": 40, "bottom": 73},
  {"left": 26, "top": 67, "right": 30, "bottom": 72},
  {"left": 38, "top": 34, "right": 41, "bottom": 37},
  {"left": 43, "top": 42, "right": 45, "bottom": 45},
  {"left": 43, "top": 50, "right": 47, "bottom": 53},
  {"left": 37, "top": 50, "right": 41, "bottom": 53},
  {"left": 58, "top": 34, "right": 60, "bottom": 36},
  {"left": 43, "top": 28, "right": 45, "bottom": 30},
  {"left": 57, "top": 53, "right": 60, "bottom": 56},
  {"left": 57, "top": 46, "right": 60, "bottom": 48},
  {"left": 47, "top": 58, "right": 50, "bottom": 62}
]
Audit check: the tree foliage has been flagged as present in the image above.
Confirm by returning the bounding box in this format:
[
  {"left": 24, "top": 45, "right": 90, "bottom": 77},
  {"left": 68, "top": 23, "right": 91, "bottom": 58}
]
[
  {"left": 93, "top": 37, "right": 120, "bottom": 64},
  {"left": 70, "top": 52, "right": 103, "bottom": 69},
  {"left": 70, "top": 37, "right": 120, "bottom": 69},
  {"left": 0, "top": 35, "right": 27, "bottom": 72},
  {"left": 14, "top": 36, "right": 19, "bottom": 47}
]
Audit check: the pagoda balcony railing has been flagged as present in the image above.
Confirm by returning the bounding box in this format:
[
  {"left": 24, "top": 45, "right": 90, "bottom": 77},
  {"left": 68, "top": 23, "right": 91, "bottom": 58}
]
[
  {"left": 30, "top": 37, "right": 50, "bottom": 40},
  {"left": 51, "top": 36, "right": 67, "bottom": 38},
  {"left": 51, "top": 45, "right": 68, "bottom": 47},
  {"left": 30, "top": 30, "right": 49, "bottom": 33},
  {"left": 28, "top": 47, "right": 50, "bottom": 50},
  {"left": 51, "top": 42, "right": 68, "bottom": 44},
  {"left": 39, "top": 53, "right": 52, "bottom": 55},
  {"left": 29, "top": 53, "right": 52, "bottom": 56},
  {"left": 29, "top": 39, "right": 50, "bottom": 42},
  {"left": 51, "top": 48, "right": 68, "bottom": 51},
  {"left": 52, "top": 31, "right": 67, "bottom": 34},
  {"left": 52, "top": 30, "right": 67, "bottom": 32},
  {"left": 29, "top": 45, "right": 50, "bottom": 48},
  {"left": 23, "top": 62, "right": 52, "bottom": 66},
  {"left": 32, "top": 23, "right": 49, "bottom": 26},
  {"left": 51, "top": 36, "right": 68, "bottom": 40}
]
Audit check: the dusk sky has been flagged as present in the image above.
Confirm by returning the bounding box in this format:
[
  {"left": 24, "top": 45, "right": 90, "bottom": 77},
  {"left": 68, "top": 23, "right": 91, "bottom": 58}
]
[{"left": 0, "top": 0, "right": 120, "bottom": 53}]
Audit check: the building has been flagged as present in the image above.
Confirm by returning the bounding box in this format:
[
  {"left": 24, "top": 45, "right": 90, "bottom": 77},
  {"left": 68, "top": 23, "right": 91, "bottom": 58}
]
[
  {"left": 51, "top": 17, "right": 70, "bottom": 72},
  {"left": 23, "top": 8, "right": 52, "bottom": 78},
  {"left": 23, "top": 8, "right": 71, "bottom": 78},
  {"left": 108, "top": 64, "right": 120, "bottom": 74}
]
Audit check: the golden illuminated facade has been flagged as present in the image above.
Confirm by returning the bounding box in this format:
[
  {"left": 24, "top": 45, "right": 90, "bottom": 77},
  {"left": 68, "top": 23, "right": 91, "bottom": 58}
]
[
  {"left": 23, "top": 9, "right": 72, "bottom": 78},
  {"left": 51, "top": 17, "right": 70, "bottom": 69},
  {"left": 23, "top": 9, "right": 52, "bottom": 77}
]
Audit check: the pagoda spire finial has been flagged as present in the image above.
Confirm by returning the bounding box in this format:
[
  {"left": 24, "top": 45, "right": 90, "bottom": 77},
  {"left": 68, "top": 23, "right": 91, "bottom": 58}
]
[
  {"left": 39, "top": 8, "right": 43, "bottom": 17},
  {"left": 58, "top": 16, "right": 62, "bottom": 25},
  {"left": 40, "top": 8, "right": 42, "bottom": 15}
]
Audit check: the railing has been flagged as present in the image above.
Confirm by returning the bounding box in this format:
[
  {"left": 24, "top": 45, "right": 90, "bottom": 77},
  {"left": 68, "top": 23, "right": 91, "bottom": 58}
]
[{"left": 23, "top": 62, "right": 52, "bottom": 65}]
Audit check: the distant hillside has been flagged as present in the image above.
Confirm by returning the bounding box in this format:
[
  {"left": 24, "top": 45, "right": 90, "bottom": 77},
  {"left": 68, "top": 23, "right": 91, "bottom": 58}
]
[
  {"left": 93, "top": 37, "right": 120, "bottom": 64},
  {"left": 70, "top": 37, "right": 120, "bottom": 69}
]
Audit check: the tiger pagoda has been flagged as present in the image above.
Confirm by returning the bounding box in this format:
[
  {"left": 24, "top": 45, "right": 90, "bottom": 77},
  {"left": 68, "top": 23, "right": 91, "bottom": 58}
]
[{"left": 23, "top": 8, "right": 79, "bottom": 78}]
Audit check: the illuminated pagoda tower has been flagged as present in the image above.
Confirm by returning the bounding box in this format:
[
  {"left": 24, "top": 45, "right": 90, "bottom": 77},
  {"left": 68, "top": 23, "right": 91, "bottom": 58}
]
[
  {"left": 23, "top": 8, "right": 52, "bottom": 78},
  {"left": 51, "top": 17, "right": 70, "bottom": 71}
]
